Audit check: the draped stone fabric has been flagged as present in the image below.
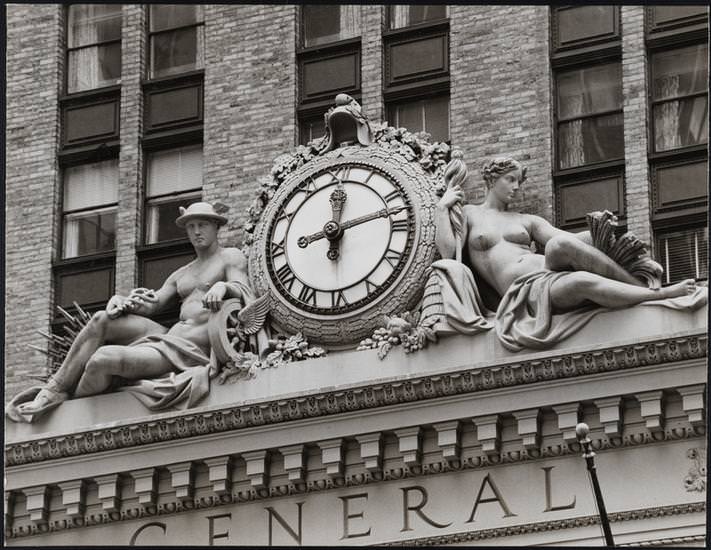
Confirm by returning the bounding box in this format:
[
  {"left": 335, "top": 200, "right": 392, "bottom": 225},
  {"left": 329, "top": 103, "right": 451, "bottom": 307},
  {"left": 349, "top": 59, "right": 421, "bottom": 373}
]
[
  {"left": 433, "top": 262, "right": 708, "bottom": 353},
  {"left": 496, "top": 270, "right": 708, "bottom": 352},
  {"left": 118, "top": 334, "right": 214, "bottom": 411}
]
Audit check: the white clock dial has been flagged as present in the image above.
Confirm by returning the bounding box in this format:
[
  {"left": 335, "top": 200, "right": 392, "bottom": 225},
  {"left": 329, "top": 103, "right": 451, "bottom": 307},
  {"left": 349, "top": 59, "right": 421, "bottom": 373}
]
[{"left": 266, "top": 163, "right": 414, "bottom": 314}]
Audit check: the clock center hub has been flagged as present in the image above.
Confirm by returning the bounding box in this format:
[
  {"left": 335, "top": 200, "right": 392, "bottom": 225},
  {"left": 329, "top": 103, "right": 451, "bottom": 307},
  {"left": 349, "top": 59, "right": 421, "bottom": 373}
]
[{"left": 323, "top": 220, "right": 342, "bottom": 241}]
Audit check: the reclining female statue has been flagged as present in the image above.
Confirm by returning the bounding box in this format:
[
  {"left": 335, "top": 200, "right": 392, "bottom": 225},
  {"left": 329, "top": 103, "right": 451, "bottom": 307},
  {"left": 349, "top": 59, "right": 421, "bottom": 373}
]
[
  {"left": 7, "top": 202, "right": 265, "bottom": 422},
  {"left": 432, "top": 155, "right": 706, "bottom": 351}
]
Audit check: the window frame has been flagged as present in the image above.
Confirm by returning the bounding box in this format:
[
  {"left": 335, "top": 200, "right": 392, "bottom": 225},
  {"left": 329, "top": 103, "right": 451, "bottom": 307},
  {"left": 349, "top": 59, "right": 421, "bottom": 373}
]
[
  {"left": 550, "top": 5, "right": 621, "bottom": 59},
  {"left": 147, "top": 4, "right": 205, "bottom": 80},
  {"left": 65, "top": 4, "right": 123, "bottom": 95},
  {"left": 299, "top": 5, "right": 362, "bottom": 50},
  {"left": 654, "top": 222, "right": 708, "bottom": 284},
  {"left": 385, "top": 5, "right": 449, "bottom": 32}
]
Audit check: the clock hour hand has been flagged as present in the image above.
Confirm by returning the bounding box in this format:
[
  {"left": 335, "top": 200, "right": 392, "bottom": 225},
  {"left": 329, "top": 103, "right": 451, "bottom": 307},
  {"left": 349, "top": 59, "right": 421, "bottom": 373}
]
[
  {"left": 297, "top": 204, "right": 410, "bottom": 249},
  {"left": 326, "top": 183, "right": 348, "bottom": 260}
]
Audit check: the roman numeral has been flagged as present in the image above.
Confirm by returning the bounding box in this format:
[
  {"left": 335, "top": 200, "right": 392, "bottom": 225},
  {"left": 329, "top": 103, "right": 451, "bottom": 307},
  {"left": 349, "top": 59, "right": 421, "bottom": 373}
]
[
  {"left": 383, "top": 248, "right": 403, "bottom": 268},
  {"left": 331, "top": 290, "right": 348, "bottom": 307},
  {"left": 364, "top": 278, "right": 378, "bottom": 294},
  {"left": 276, "top": 264, "right": 296, "bottom": 291},
  {"left": 270, "top": 239, "right": 285, "bottom": 259},
  {"left": 384, "top": 189, "right": 401, "bottom": 204},
  {"left": 298, "top": 285, "right": 317, "bottom": 306},
  {"left": 297, "top": 178, "right": 318, "bottom": 196},
  {"left": 391, "top": 218, "right": 409, "bottom": 232},
  {"left": 334, "top": 165, "right": 351, "bottom": 182},
  {"left": 276, "top": 210, "right": 293, "bottom": 225}
]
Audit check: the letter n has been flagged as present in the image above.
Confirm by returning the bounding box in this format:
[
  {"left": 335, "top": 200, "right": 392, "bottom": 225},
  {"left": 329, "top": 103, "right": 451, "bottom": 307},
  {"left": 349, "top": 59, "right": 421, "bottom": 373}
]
[{"left": 265, "top": 502, "right": 304, "bottom": 546}]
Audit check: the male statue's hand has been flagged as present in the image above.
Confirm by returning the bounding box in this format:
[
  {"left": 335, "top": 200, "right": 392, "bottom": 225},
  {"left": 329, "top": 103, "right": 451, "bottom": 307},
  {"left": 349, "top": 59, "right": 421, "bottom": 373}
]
[
  {"left": 438, "top": 185, "right": 464, "bottom": 210},
  {"left": 203, "top": 282, "right": 227, "bottom": 312}
]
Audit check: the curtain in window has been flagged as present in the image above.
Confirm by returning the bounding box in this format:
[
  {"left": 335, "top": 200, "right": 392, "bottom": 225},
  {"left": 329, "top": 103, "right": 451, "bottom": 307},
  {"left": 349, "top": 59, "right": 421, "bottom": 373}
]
[
  {"left": 559, "top": 93, "right": 585, "bottom": 168},
  {"left": 340, "top": 5, "right": 360, "bottom": 39},
  {"left": 68, "top": 48, "right": 101, "bottom": 92},
  {"left": 391, "top": 6, "right": 410, "bottom": 28},
  {"left": 656, "top": 76, "right": 682, "bottom": 151}
]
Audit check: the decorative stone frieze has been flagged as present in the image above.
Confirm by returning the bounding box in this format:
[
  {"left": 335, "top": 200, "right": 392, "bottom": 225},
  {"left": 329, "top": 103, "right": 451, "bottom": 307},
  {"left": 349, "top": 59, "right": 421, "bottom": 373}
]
[
  {"left": 58, "top": 479, "right": 86, "bottom": 517},
  {"left": 394, "top": 427, "right": 422, "bottom": 465},
  {"left": 355, "top": 433, "right": 383, "bottom": 472},
  {"left": 130, "top": 468, "right": 157, "bottom": 506},
  {"left": 433, "top": 420, "right": 461, "bottom": 461},
  {"left": 167, "top": 462, "right": 195, "bottom": 501},
  {"left": 637, "top": 391, "right": 664, "bottom": 432},
  {"left": 594, "top": 396, "right": 623, "bottom": 436},
  {"left": 5, "top": 335, "right": 705, "bottom": 467},
  {"left": 318, "top": 439, "right": 344, "bottom": 478},
  {"left": 204, "top": 456, "right": 233, "bottom": 495},
  {"left": 280, "top": 444, "right": 307, "bottom": 482},
  {"left": 473, "top": 415, "right": 501, "bottom": 455},
  {"left": 243, "top": 450, "right": 269, "bottom": 488},
  {"left": 95, "top": 474, "right": 121, "bottom": 512},
  {"left": 552, "top": 403, "right": 581, "bottom": 443},
  {"left": 677, "top": 385, "right": 705, "bottom": 427},
  {"left": 22, "top": 486, "right": 48, "bottom": 523},
  {"left": 513, "top": 409, "right": 541, "bottom": 450}
]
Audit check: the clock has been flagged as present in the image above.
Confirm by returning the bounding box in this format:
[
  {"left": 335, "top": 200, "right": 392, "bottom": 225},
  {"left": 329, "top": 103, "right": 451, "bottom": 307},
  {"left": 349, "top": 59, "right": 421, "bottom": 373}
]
[{"left": 249, "top": 146, "right": 438, "bottom": 347}]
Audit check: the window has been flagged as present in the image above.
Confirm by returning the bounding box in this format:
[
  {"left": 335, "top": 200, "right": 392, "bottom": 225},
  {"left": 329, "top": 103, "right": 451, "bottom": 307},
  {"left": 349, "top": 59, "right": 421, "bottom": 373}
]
[
  {"left": 145, "top": 145, "right": 203, "bottom": 244},
  {"left": 149, "top": 5, "right": 204, "bottom": 78},
  {"left": 650, "top": 44, "right": 708, "bottom": 152},
  {"left": 389, "top": 5, "right": 447, "bottom": 29},
  {"left": 555, "top": 63, "right": 624, "bottom": 169},
  {"left": 657, "top": 226, "right": 708, "bottom": 283},
  {"left": 302, "top": 5, "right": 360, "bottom": 47},
  {"left": 67, "top": 4, "right": 122, "bottom": 93},
  {"left": 384, "top": 7, "right": 450, "bottom": 142},
  {"left": 387, "top": 95, "right": 449, "bottom": 142},
  {"left": 297, "top": 6, "right": 362, "bottom": 144},
  {"left": 646, "top": 7, "right": 708, "bottom": 284},
  {"left": 62, "top": 159, "right": 118, "bottom": 258},
  {"left": 550, "top": 7, "right": 625, "bottom": 231}
]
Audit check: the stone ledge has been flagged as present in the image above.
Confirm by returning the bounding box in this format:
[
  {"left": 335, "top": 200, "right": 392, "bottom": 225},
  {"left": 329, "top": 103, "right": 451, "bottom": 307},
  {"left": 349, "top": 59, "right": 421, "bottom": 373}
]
[{"left": 4, "top": 304, "right": 706, "bottom": 463}]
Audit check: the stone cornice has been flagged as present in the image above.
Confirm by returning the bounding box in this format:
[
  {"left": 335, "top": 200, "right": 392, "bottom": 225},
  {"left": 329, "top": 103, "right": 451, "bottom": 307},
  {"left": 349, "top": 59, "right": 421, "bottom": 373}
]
[
  {"left": 382, "top": 503, "right": 706, "bottom": 546},
  {"left": 5, "top": 334, "right": 706, "bottom": 467},
  {"left": 5, "top": 426, "right": 704, "bottom": 539}
]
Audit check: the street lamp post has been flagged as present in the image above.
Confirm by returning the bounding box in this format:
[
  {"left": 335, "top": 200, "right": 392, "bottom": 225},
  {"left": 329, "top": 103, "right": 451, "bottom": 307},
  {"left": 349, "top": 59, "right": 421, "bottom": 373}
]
[{"left": 575, "top": 422, "right": 615, "bottom": 547}]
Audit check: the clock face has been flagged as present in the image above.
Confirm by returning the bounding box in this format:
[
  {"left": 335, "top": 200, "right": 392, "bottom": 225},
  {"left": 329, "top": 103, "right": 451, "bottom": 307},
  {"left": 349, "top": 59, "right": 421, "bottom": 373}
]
[{"left": 265, "top": 163, "right": 415, "bottom": 315}]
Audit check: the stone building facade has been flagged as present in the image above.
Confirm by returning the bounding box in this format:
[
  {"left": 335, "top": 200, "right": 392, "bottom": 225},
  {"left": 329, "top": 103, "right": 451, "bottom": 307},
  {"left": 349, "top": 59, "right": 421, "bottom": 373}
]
[{"left": 4, "top": 5, "right": 708, "bottom": 546}]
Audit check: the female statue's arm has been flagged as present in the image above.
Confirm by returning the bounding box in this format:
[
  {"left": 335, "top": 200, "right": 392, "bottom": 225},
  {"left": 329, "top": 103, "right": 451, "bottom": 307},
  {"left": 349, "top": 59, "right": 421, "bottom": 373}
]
[
  {"left": 528, "top": 215, "right": 592, "bottom": 249},
  {"left": 434, "top": 186, "right": 466, "bottom": 259}
]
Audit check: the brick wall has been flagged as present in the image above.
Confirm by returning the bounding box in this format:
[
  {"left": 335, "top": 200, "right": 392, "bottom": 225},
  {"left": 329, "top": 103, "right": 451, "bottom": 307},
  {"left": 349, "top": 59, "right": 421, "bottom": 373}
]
[
  {"left": 360, "top": 6, "right": 384, "bottom": 123},
  {"left": 115, "top": 5, "right": 146, "bottom": 294},
  {"left": 203, "top": 5, "right": 297, "bottom": 249},
  {"left": 449, "top": 5, "right": 554, "bottom": 219},
  {"left": 621, "top": 6, "right": 653, "bottom": 247},
  {"left": 5, "top": 5, "right": 63, "bottom": 398}
]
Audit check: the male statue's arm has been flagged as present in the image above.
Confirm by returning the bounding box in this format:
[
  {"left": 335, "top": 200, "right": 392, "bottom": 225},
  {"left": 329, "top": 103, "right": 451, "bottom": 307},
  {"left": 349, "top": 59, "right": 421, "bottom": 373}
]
[
  {"left": 106, "top": 271, "right": 180, "bottom": 319},
  {"left": 202, "top": 248, "right": 250, "bottom": 312},
  {"left": 434, "top": 186, "right": 466, "bottom": 260}
]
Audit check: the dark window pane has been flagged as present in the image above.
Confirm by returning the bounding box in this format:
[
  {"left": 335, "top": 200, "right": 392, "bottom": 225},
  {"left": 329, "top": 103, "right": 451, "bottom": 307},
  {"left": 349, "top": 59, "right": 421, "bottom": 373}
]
[
  {"left": 299, "top": 116, "right": 326, "bottom": 145},
  {"left": 303, "top": 5, "right": 359, "bottom": 47},
  {"left": 151, "top": 27, "right": 203, "bottom": 77},
  {"left": 652, "top": 45, "right": 708, "bottom": 101},
  {"left": 654, "top": 96, "right": 709, "bottom": 151},
  {"left": 653, "top": 5, "right": 708, "bottom": 25},
  {"left": 557, "top": 6, "right": 615, "bottom": 45},
  {"left": 558, "top": 176, "right": 622, "bottom": 226},
  {"left": 557, "top": 63, "right": 622, "bottom": 119},
  {"left": 302, "top": 53, "right": 358, "bottom": 98},
  {"left": 68, "top": 4, "right": 121, "bottom": 47},
  {"left": 150, "top": 5, "right": 203, "bottom": 32},
  {"left": 558, "top": 112, "right": 624, "bottom": 169},
  {"left": 425, "top": 95, "right": 449, "bottom": 142},
  {"left": 57, "top": 267, "right": 114, "bottom": 309},
  {"left": 63, "top": 210, "right": 116, "bottom": 258},
  {"left": 68, "top": 43, "right": 121, "bottom": 93},
  {"left": 146, "top": 193, "right": 202, "bottom": 244},
  {"left": 658, "top": 226, "right": 708, "bottom": 284},
  {"left": 390, "top": 35, "right": 447, "bottom": 81},
  {"left": 656, "top": 160, "right": 708, "bottom": 208},
  {"left": 390, "top": 5, "right": 447, "bottom": 29}
]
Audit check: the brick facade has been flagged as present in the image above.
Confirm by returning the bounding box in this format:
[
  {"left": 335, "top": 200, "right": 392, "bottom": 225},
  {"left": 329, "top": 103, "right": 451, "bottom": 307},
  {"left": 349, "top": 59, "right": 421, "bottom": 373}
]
[
  {"left": 4, "top": 5, "right": 705, "bottom": 399},
  {"left": 5, "top": 5, "right": 63, "bottom": 399}
]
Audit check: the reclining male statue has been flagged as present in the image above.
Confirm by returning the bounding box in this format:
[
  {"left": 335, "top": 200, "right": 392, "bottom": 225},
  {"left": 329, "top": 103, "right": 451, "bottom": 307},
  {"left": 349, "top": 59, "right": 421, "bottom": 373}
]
[
  {"left": 7, "top": 202, "right": 260, "bottom": 422},
  {"left": 429, "top": 155, "right": 707, "bottom": 351}
]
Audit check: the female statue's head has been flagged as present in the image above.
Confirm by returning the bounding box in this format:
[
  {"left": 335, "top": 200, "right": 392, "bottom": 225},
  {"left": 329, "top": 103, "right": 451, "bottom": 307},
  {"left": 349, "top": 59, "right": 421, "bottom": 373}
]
[{"left": 480, "top": 157, "right": 528, "bottom": 205}]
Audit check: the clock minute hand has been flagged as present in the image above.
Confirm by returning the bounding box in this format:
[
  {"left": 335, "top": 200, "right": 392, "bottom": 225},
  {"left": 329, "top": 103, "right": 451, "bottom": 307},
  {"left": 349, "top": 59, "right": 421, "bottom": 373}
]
[{"left": 339, "top": 204, "right": 410, "bottom": 232}]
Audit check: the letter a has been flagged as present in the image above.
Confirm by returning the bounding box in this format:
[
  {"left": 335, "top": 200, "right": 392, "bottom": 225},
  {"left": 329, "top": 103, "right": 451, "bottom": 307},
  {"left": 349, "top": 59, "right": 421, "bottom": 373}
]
[{"left": 466, "top": 474, "right": 516, "bottom": 522}]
